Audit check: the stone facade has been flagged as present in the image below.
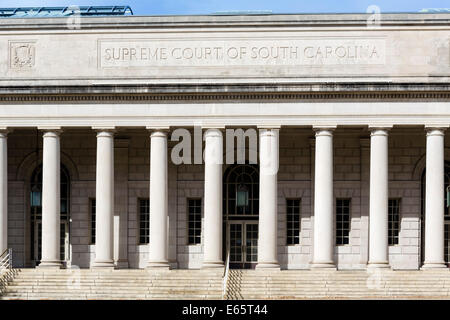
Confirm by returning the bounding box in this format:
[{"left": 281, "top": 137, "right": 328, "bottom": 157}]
[{"left": 1, "top": 13, "right": 450, "bottom": 271}]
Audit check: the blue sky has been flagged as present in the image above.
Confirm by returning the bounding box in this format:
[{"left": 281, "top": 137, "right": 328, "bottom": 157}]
[{"left": 4, "top": 0, "right": 450, "bottom": 15}]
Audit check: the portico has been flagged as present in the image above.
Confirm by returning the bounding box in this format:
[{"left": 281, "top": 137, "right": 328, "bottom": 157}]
[{"left": 0, "top": 123, "right": 449, "bottom": 271}]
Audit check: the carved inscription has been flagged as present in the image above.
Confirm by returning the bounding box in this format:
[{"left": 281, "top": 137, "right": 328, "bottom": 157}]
[
  {"left": 10, "top": 41, "right": 35, "bottom": 69},
  {"left": 99, "top": 38, "right": 385, "bottom": 68}
]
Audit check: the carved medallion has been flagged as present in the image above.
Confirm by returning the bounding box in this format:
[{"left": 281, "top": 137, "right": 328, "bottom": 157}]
[{"left": 10, "top": 42, "right": 35, "bottom": 69}]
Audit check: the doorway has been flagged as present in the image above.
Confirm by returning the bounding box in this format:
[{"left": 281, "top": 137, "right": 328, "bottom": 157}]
[
  {"left": 223, "top": 164, "right": 259, "bottom": 269},
  {"left": 227, "top": 220, "right": 258, "bottom": 269},
  {"left": 30, "top": 164, "right": 70, "bottom": 266}
]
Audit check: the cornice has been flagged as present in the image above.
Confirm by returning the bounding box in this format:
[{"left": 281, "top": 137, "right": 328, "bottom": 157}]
[{"left": 1, "top": 13, "right": 450, "bottom": 31}]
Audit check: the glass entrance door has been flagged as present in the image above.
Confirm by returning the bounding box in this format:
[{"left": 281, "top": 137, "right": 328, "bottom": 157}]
[
  {"left": 30, "top": 164, "right": 71, "bottom": 267},
  {"left": 32, "top": 221, "right": 69, "bottom": 266},
  {"left": 228, "top": 221, "right": 258, "bottom": 269}
]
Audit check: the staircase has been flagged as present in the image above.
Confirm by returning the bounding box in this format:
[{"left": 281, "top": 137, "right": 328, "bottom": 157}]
[
  {"left": 2, "top": 268, "right": 450, "bottom": 300},
  {"left": 0, "top": 268, "right": 223, "bottom": 300},
  {"left": 228, "top": 269, "right": 450, "bottom": 299}
]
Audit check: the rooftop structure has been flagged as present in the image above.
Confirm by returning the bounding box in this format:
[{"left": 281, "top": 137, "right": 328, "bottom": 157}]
[{"left": 0, "top": 6, "right": 133, "bottom": 18}]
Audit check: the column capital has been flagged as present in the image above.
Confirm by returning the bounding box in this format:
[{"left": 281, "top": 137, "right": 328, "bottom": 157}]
[
  {"left": 368, "top": 124, "right": 393, "bottom": 131},
  {"left": 42, "top": 131, "right": 62, "bottom": 138},
  {"left": 96, "top": 131, "right": 115, "bottom": 138},
  {"left": 38, "top": 127, "right": 63, "bottom": 135},
  {"left": 425, "top": 126, "right": 447, "bottom": 136},
  {"left": 0, "top": 128, "right": 10, "bottom": 138},
  {"left": 313, "top": 125, "right": 336, "bottom": 130},
  {"left": 259, "top": 128, "right": 279, "bottom": 136},
  {"left": 257, "top": 125, "right": 281, "bottom": 130},
  {"left": 92, "top": 126, "right": 116, "bottom": 132},
  {"left": 203, "top": 128, "right": 223, "bottom": 138},
  {"left": 146, "top": 126, "right": 170, "bottom": 131},
  {"left": 149, "top": 130, "right": 169, "bottom": 139},
  {"left": 313, "top": 126, "right": 336, "bottom": 136},
  {"left": 369, "top": 128, "right": 391, "bottom": 137},
  {"left": 201, "top": 126, "right": 225, "bottom": 130}
]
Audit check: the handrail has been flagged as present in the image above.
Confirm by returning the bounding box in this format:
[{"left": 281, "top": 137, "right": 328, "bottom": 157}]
[
  {"left": 222, "top": 249, "right": 230, "bottom": 299},
  {"left": 0, "top": 248, "right": 12, "bottom": 270},
  {"left": 0, "top": 248, "right": 16, "bottom": 296}
]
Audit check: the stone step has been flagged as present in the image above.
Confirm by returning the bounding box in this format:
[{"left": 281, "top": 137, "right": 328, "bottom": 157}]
[
  {"left": 12, "top": 278, "right": 222, "bottom": 282},
  {"left": 1, "top": 294, "right": 223, "bottom": 300},
  {"left": 7, "top": 287, "right": 221, "bottom": 292},
  {"left": 13, "top": 274, "right": 223, "bottom": 278},
  {"left": 11, "top": 278, "right": 222, "bottom": 282},
  {"left": 256, "top": 276, "right": 450, "bottom": 279},
  {"left": 5, "top": 291, "right": 221, "bottom": 296}
]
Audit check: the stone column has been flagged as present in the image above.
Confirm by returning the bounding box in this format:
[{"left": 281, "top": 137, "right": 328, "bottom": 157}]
[
  {"left": 256, "top": 128, "right": 280, "bottom": 269},
  {"left": 422, "top": 127, "right": 447, "bottom": 269},
  {"left": 39, "top": 130, "right": 62, "bottom": 268},
  {"left": 202, "top": 128, "right": 224, "bottom": 268},
  {"left": 147, "top": 129, "right": 170, "bottom": 269},
  {"left": 368, "top": 127, "right": 391, "bottom": 269},
  {"left": 311, "top": 127, "right": 336, "bottom": 269},
  {"left": 92, "top": 130, "right": 115, "bottom": 268},
  {"left": 0, "top": 130, "right": 8, "bottom": 255}
]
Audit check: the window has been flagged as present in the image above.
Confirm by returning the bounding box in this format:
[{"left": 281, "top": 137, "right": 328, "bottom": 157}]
[
  {"left": 388, "top": 199, "right": 400, "bottom": 246},
  {"left": 139, "top": 198, "right": 150, "bottom": 244},
  {"left": 188, "top": 198, "right": 202, "bottom": 245},
  {"left": 286, "top": 199, "right": 301, "bottom": 245},
  {"left": 336, "top": 199, "right": 351, "bottom": 245},
  {"left": 224, "top": 165, "right": 259, "bottom": 217},
  {"left": 90, "top": 198, "right": 96, "bottom": 244}
]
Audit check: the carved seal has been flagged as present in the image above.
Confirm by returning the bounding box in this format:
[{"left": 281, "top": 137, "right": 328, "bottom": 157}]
[{"left": 10, "top": 42, "right": 35, "bottom": 69}]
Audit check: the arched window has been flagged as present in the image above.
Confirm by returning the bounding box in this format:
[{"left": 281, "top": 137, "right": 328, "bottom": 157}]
[{"left": 223, "top": 164, "right": 259, "bottom": 217}]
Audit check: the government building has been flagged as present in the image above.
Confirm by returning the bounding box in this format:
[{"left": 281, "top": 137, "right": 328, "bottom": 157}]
[{"left": 0, "top": 7, "right": 450, "bottom": 300}]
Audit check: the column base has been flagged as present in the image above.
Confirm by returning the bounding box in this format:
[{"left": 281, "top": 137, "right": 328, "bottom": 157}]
[
  {"left": 146, "top": 261, "right": 171, "bottom": 270},
  {"left": 37, "top": 261, "right": 62, "bottom": 269},
  {"left": 202, "top": 261, "right": 224, "bottom": 269},
  {"left": 367, "top": 262, "right": 391, "bottom": 269},
  {"left": 310, "top": 261, "right": 336, "bottom": 270},
  {"left": 421, "top": 262, "right": 447, "bottom": 270},
  {"left": 91, "top": 260, "right": 116, "bottom": 269},
  {"left": 255, "top": 262, "right": 281, "bottom": 270},
  {"left": 115, "top": 259, "right": 129, "bottom": 269}
]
